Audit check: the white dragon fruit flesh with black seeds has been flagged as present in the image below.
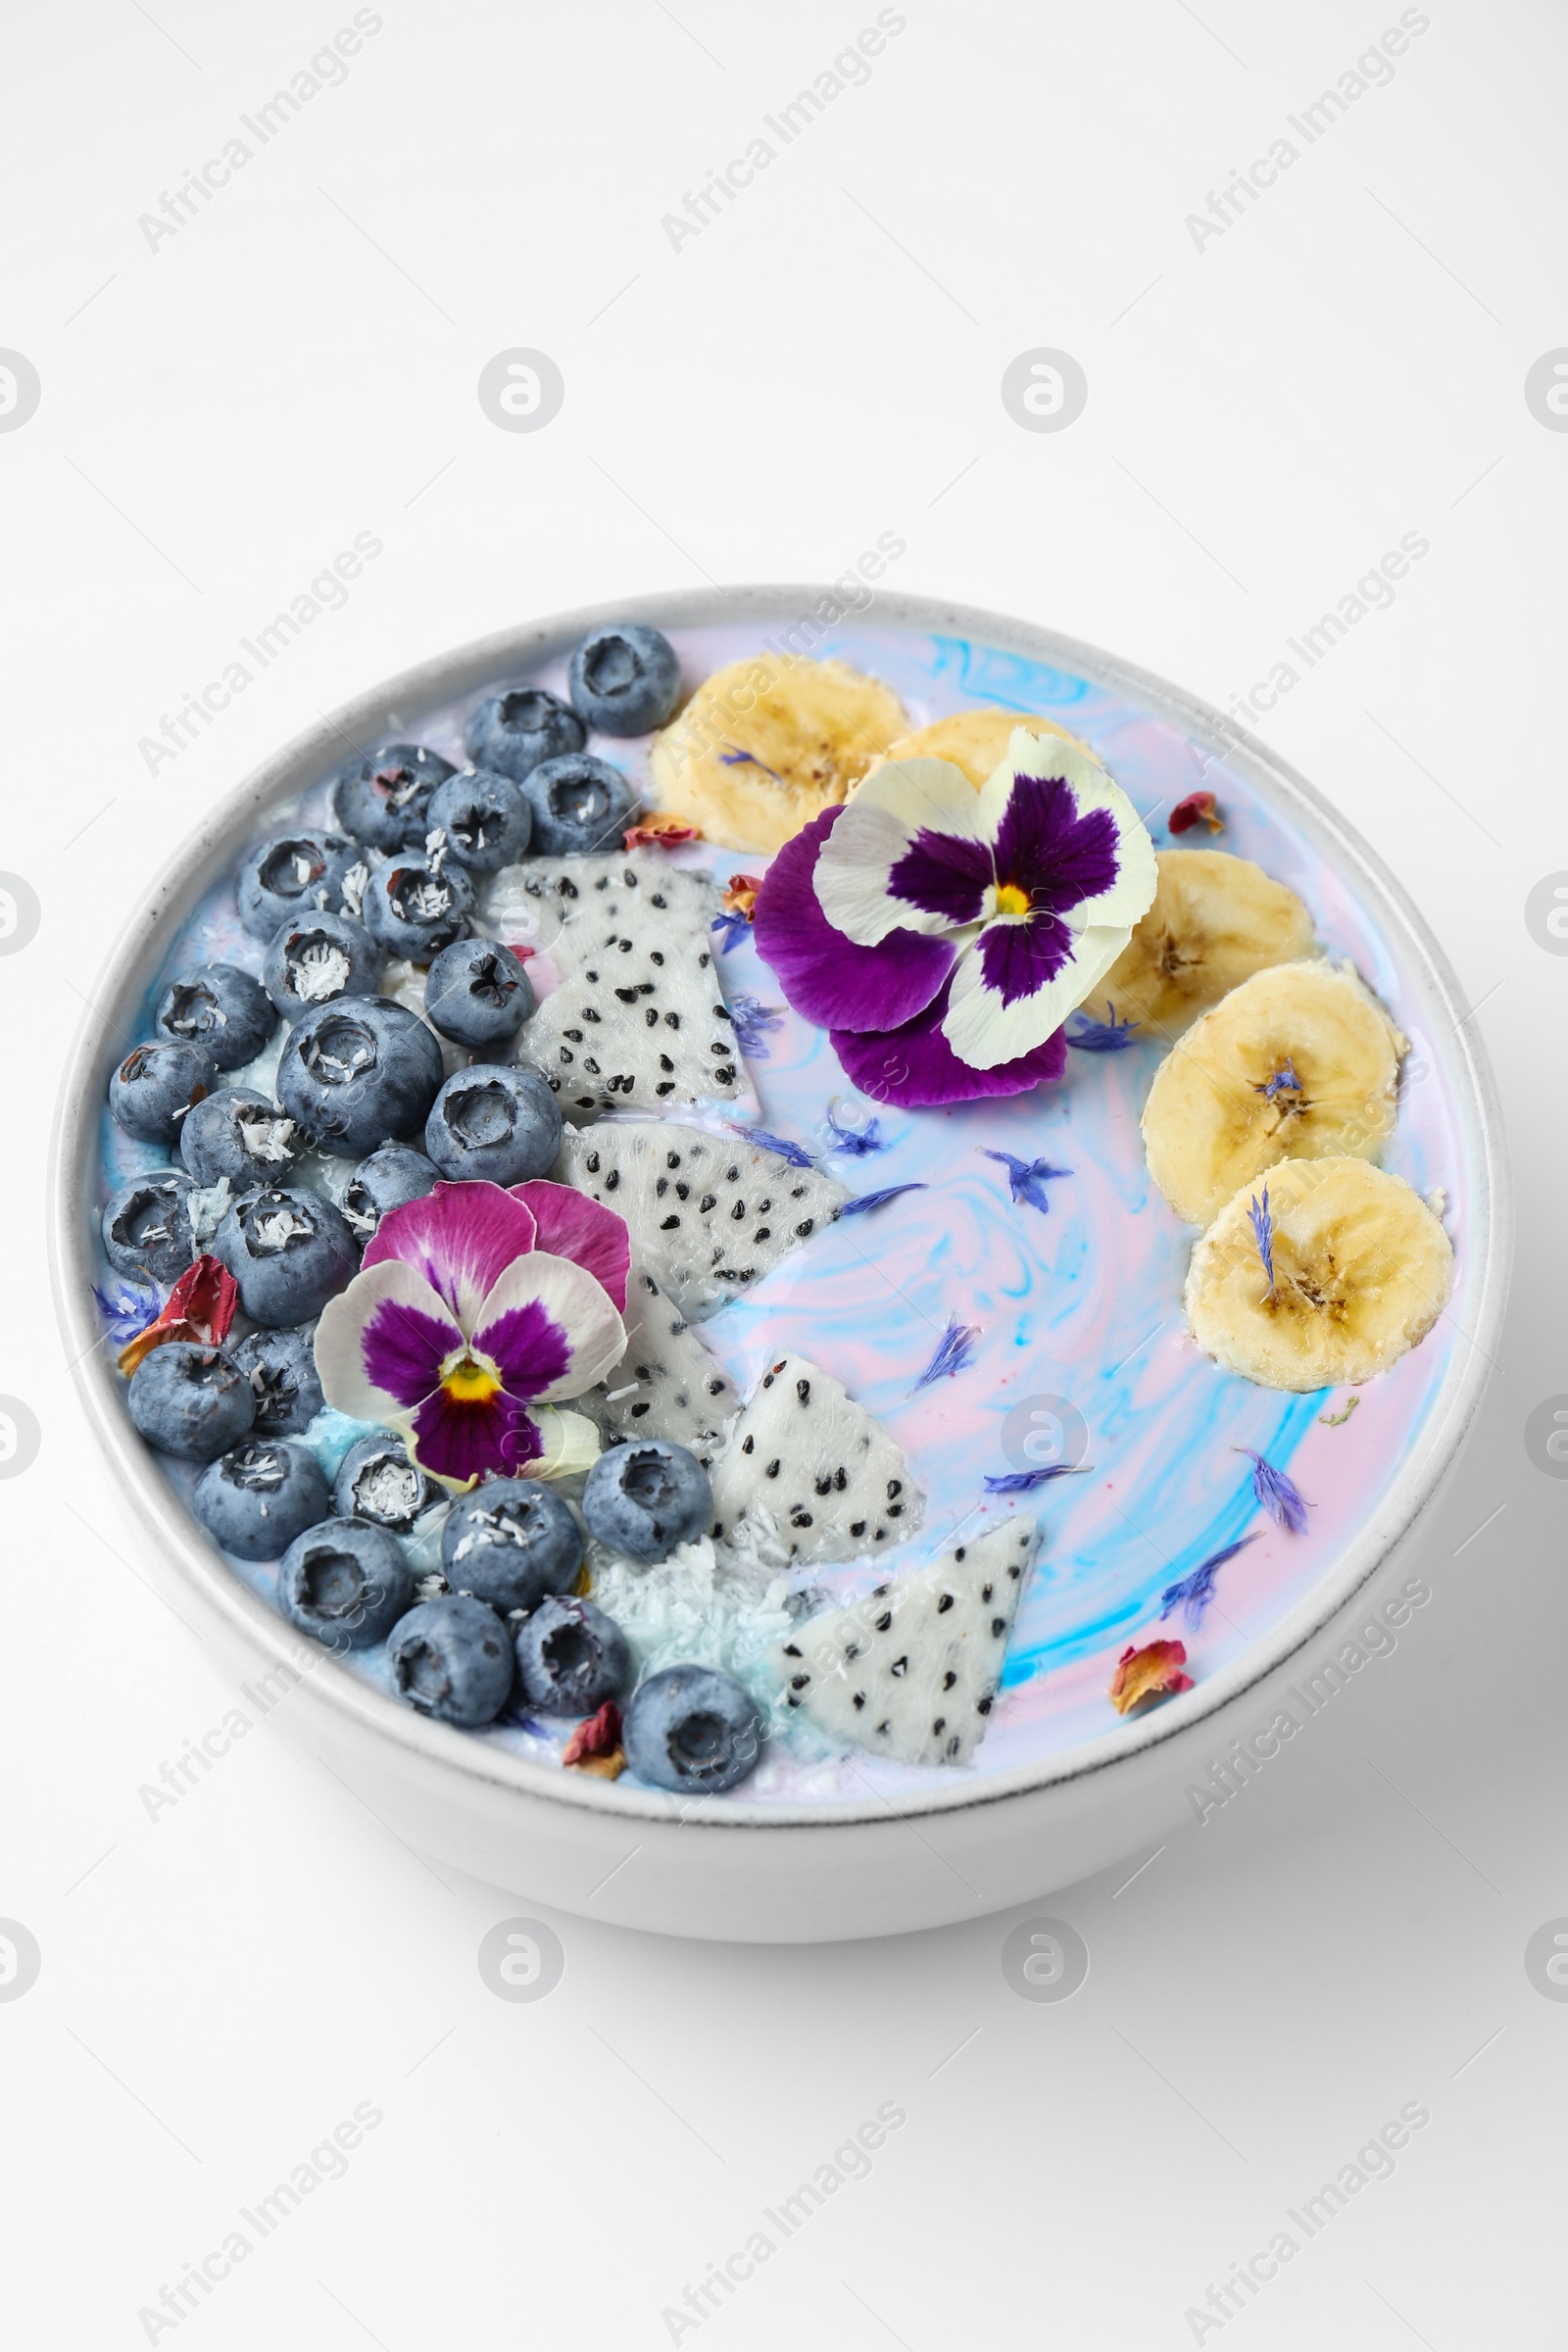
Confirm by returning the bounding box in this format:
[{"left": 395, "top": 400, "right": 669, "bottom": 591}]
[
  {"left": 772, "top": 1516, "right": 1036, "bottom": 1765},
  {"left": 708, "top": 1353, "right": 922, "bottom": 1567},
  {"left": 483, "top": 855, "right": 746, "bottom": 1123},
  {"left": 575, "top": 1266, "right": 738, "bottom": 1463},
  {"left": 556, "top": 1121, "right": 849, "bottom": 1323}
]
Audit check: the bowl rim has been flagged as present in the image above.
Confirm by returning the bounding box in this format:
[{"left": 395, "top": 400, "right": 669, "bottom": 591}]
[{"left": 48, "top": 583, "right": 1512, "bottom": 1832}]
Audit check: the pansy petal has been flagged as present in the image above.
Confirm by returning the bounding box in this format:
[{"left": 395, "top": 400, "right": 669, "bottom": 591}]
[
  {"left": 814, "top": 758, "right": 990, "bottom": 945},
  {"left": 407, "top": 1384, "right": 536, "bottom": 1493},
  {"left": 314, "top": 1259, "right": 461, "bottom": 1423},
  {"left": 473, "top": 1250, "right": 627, "bottom": 1404},
  {"left": 830, "top": 972, "right": 1066, "bottom": 1108},
  {"left": 526, "top": 1406, "right": 604, "bottom": 1483},
  {"left": 753, "top": 808, "right": 955, "bottom": 1033},
  {"left": 943, "top": 919, "right": 1131, "bottom": 1068},
  {"left": 977, "top": 731, "right": 1157, "bottom": 933},
  {"left": 364, "top": 1181, "right": 538, "bottom": 1332},
  {"left": 508, "top": 1180, "right": 630, "bottom": 1313}
]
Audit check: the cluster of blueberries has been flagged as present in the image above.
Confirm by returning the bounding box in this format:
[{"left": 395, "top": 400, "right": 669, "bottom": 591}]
[
  {"left": 100, "top": 622, "right": 763, "bottom": 1793},
  {"left": 106, "top": 620, "right": 688, "bottom": 1309},
  {"left": 200, "top": 1426, "right": 754, "bottom": 1794}
]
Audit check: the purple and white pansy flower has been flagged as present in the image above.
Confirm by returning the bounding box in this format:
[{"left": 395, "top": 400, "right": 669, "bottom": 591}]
[
  {"left": 315, "top": 1180, "right": 630, "bottom": 1493},
  {"left": 754, "top": 729, "right": 1156, "bottom": 1108}
]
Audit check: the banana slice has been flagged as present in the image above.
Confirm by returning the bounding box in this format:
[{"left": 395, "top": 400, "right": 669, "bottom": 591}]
[
  {"left": 860, "top": 707, "right": 1090, "bottom": 790},
  {"left": 648, "top": 656, "right": 905, "bottom": 854},
  {"left": 1143, "top": 959, "right": 1406, "bottom": 1228},
  {"left": 1185, "top": 1156, "right": 1453, "bottom": 1391},
  {"left": 1079, "top": 850, "right": 1314, "bottom": 1040}
]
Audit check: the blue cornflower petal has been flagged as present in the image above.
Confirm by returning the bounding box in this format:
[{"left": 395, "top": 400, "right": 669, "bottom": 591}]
[
  {"left": 1236, "top": 1447, "right": 1310, "bottom": 1535},
  {"left": 983, "top": 1463, "right": 1084, "bottom": 1494},
  {"left": 1065, "top": 1006, "right": 1141, "bottom": 1053},
  {"left": 983, "top": 1151, "right": 1072, "bottom": 1215},
  {"left": 710, "top": 909, "right": 752, "bottom": 953},
  {"left": 839, "top": 1183, "right": 928, "bottom": 1218},
  {"left": 912, "top": 1316, "right": 980, "bottom": 1392},
  {"left": 1253, "top": 1057, "right": 1301, "bottom": 1102},
  {"left": 1159, "top": 1534, "right": 1258, "bottom": 1627},
  {"left": 1248, "top": 1185, "right": 1275, "bottom": 1295},
  {"left": 725, "top": 1122, "right": 815, "bottom": 1170},
  {"left": 93, "top": 1279, "right": 161, "bottom": 1344},
  {"left": 719, "top": 744, "right": 785, "bottom": 782},
  {"left": 825, "top": 1102, "right": 885, "bottom": 1156},
  {"left": 727, "top": 993, "right": 785, "bottom": 1058}
]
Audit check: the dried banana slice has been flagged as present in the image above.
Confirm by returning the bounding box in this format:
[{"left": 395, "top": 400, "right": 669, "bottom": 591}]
[
  {"left": 1185, "top": 1156, "right": 1453, "bottom": 1391},
  {"left": 648, "top": 655, "right": 905, "bottom": 854},
  {"left": 1143, "top": 959, "right": 1406, "bottom": 1229},
  {"left": 1080, "top": 849, "right": 1314, "bottom": 1041},
  {"left": 861, "top": 707, "right": 1090, "bottom": 790}
]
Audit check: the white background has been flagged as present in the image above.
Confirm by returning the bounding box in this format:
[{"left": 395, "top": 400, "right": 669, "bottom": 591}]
[{"left": 3, "top": 2, "right": 1564, "bottom": 2345}]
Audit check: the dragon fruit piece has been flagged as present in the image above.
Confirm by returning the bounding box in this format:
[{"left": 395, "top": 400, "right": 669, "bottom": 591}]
[
  {"left": 485, "top": 854, "right": 750, "bottom": 1124},
  {"left": 575, "top": 1265, "right": 738, "bottom": 1465},
  {"left": 708, "top": 1352, "right": 922, "bottom": 1568},
  {"left": 556, "top": 1121, "right": 849, "bottom": 1324},
  {"left": 773, "top": 1515, "right": 1037, "bottom": 1766}
]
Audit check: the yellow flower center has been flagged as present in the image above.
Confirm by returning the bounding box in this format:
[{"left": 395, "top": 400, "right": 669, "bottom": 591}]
[
  {"left": 994, "top": 881, "right": 1031, "bottom": 916},
  {"left": 441, "top": 1350, "right": 502, "bottom": 1404}
]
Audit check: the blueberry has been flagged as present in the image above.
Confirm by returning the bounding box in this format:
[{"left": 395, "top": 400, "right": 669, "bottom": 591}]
[
  {"left": 514, "top": 1595, "right": 630, "bottom": 1716},
  {"left": 276, "top": 999, "right": 445, "bottom": 1158},
  {"left": 193, "top": 1438, "right": 331, "bottom": 1561},
  {"left": 179, "top": 1088, "right": 304, "bottom": 1188},
  {"left": 127, "top": 1343, "right": 255, "bottom": 1462},
  {"left": 332, "top": 743, "right": 456, "bottom": 852},
  {"left": 363, "top": 856, "right": 475, "bottom": 959},
  {"left": 277, "top": 1517, "right": 415, "bottom": 1650},
  {"left": 518, "top": 753, "right": 636, "bottom": 857},
  {"left": 622, "top": 1665, "right": 760, "bottom": 1794},
  {"left": 237, "top": 832, "right": 362, "bottom": 942},
  {"left": 231, "top": 1324, "right": 323, "bottom": 1436},
  {"left": 568, "top": 624, "right": 682, "bottom": 736},
  {"left": 440, "top": 1478, "right": 581, "bottom": 1613},
  {"left": 582, "top": 1440, "right": 712, "bottom": 1564},
  {"left": 155, "top": 963, "right": 276, "bottom": 1071},
  {"left": 388, "top": 1595, "right": 514, "bottom": 1725},
  {"left": 213, "top": 1186, "right": 358, "bottom": 1326},
  {"left": 427, "top": 768, "right": 532, "bottom": 873},
  {"left": 263, "top": 911, "right": 384, "bottom": 1023},
  {"left": 109, "top": 1039, "right": 215, "bottom": 1148},
  {"left": 465, "top": 686, "right": 584, "bottom": 783},
  {"left": 423, "top": 1062, "right": 563, "bottom": 1185},
  {"left": 341, "top": 1145, "right": 439, "bottom": 1244},
  {"left": 423, "top": 940, "right": 534, "bottom": 1051},
  {"left": 102, "top": 1171, "right": 195, "bottom": 1285},
  {"left": 332, "top": 1432, "right": 440, "bottom": 1533}
]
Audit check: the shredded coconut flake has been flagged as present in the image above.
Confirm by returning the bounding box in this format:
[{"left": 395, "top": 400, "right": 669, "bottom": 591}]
[
  {"left": 252, "top": 1208, "right": 313, "bottom": 1252},
  {"left": 589, "top": 1535, "right": 796, "bottom": 1703},
  {"left": 237, "top": 1110, "right": 299, "bottom": 1162},
  {"left": 290, "top": 942, "right": 353, "bottom": 1003},
  {"left": 186, "top": 1176, "right": 233, "bottom": 1251},
  {"left": 356, "top": 1460, "right": 424, "bottom": 1521}
]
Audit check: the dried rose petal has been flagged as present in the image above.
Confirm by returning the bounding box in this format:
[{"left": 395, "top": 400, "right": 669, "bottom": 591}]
[
  {"left": 168, "top": 1254, "right": 240, "bottom": 1342},
  {"left": 1108, "top": 1638, "right": 1194, "bottom": 1715},
  {"left": 623, "top": 813, "right": 700, "bottom": 851},
  {"left": 1169, "top": 790, "right": 1223, "bottom": 835},
  {"left": 564, "top": 1700, "right": 623, "bottom": 1767},
  {"left": 117, "top": 1254, "right": 239, "bottom": 1375},
  {"left": 722, "top": 874, "right": 762, "bottom": 921}
]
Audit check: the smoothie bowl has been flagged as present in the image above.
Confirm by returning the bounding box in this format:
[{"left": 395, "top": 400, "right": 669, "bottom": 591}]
[{"left": 49, "top": 588, "right": 1507, "bottom": 1941}]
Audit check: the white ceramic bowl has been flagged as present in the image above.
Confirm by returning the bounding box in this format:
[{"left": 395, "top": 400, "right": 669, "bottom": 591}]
[{"left": 49, "top": 588, "right": 1509, "bottom": 1942}]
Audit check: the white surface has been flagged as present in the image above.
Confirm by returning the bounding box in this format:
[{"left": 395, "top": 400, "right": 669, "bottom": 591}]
[{"left": 2, "top": 1, "right": 1560, "bottom": 2343}]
